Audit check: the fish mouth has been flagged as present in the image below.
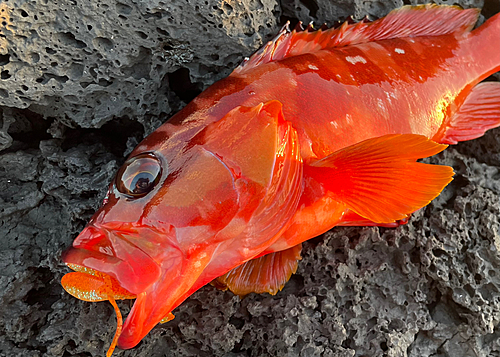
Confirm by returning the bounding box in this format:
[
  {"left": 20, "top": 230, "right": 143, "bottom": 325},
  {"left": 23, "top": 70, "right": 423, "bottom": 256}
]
[
  {"left": 62, "top": 223, "right": 215, "bottom": 351},
  {"left": 62, "top": 224, "right": 163, "bottom": 294}
]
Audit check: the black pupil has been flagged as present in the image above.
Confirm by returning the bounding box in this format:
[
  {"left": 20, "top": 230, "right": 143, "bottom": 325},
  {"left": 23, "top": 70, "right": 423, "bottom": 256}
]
[
  {"left": 132, "top": 174, "right": 153, "bottom": 193},
  {"left": 116, "top": 153, "right": 162, "bottom": 197}
]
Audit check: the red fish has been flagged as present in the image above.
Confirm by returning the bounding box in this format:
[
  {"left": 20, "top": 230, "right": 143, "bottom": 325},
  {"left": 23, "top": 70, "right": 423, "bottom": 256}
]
[{"left": 61, "top": 5, "right": 500, "bottom": 356}]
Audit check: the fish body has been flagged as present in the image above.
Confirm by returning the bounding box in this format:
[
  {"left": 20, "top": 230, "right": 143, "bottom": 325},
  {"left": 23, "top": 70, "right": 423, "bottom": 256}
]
[{"left": 61, "top": 5, "right": 500, "bottom": 355}]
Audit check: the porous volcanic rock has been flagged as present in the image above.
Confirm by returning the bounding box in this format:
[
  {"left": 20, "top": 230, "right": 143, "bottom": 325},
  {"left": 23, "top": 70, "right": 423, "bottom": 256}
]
[{"left": 0, "top": 0, "right": 499, "bottom": 356}]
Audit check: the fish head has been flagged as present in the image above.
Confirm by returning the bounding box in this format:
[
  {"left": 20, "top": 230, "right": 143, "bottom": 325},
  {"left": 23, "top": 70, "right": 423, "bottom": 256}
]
[{"left": 62, "top": 100, "right": 303, "bottom": 350}]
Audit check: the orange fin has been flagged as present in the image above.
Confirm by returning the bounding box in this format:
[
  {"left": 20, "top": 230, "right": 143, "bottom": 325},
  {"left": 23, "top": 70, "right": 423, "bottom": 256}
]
[
  {"left": 306, "top": 134, "right": 454, "bottom": 224},
  {"left": 213, "top": 244, "right": 302, "bottom": 296},
  {"left": 437, "top": 82, "right": 500, "bottom": 144},
  {"left": 337, "top": 209, "right": 410, "bottom": 228},
  {"left": 234, "top": 5, "right": 479, "bottom": 74}
]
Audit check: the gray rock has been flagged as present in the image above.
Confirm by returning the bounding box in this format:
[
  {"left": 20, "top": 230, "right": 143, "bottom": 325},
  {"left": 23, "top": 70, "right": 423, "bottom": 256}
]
[{"left": 0, "top": 0, "right": 499, "bottom": 356}]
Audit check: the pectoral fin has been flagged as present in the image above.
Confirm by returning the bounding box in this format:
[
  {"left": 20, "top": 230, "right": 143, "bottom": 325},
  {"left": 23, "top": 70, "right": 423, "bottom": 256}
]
[
  {"left": 305, "top": 134, "right": 454, "bottom": 223},
  {"left": 213, "top": 244, "right": 302, "bottom": 296}
]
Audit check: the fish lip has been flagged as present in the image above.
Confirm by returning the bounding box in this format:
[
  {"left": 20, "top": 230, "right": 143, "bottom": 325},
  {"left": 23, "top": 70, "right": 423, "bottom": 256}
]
[{"left": 62, "top": 224, "right": 162, "bottom": 294}]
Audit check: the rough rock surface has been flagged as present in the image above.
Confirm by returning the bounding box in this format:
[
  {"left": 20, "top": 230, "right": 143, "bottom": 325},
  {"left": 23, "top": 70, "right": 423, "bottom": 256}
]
[{"left": 0, "top": 0, "right": 499, "bottom": 356}]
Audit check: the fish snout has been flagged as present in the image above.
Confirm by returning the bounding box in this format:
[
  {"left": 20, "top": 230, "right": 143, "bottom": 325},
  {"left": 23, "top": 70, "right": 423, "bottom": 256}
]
[{"left": 62, "top": 225, "right": 162, "bottom": 295}]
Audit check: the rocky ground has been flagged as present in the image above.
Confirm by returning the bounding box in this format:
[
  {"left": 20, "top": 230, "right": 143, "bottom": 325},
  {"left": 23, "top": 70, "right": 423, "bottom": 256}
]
[{"left": 1, "top": 0, "right": 500, "bottom": 356}]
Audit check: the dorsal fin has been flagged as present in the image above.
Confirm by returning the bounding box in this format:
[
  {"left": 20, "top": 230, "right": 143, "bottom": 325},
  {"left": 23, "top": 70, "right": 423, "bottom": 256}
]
[{"left": 233, "top": 4, "right": 479, "bottom": 75}]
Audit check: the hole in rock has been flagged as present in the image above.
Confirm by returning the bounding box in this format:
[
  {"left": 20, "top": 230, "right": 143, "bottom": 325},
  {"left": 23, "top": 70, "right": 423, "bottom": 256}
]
[
  {"left": 56, "top": 32, "right": 87, "bottom": 48},
  {"left": 61, "top": 117, "right": 144, "bottom": 158},
  {"left": 35, "top": 73, "right": 69, "bottom": 84},
  {"left": 167, "top": 68, "right": 202, "bottom": 103},
  {"left": 483, "top": 0, "right": 500, "bottom": 17},
  {"left": 0, "top": 54, "right": 10, "bottom": 66},
  {"left": 299, "top": 0, "right": 319, "bottom": 17},
  {"left": 7, "top": 110, "right": 50, "bottom": 149}
]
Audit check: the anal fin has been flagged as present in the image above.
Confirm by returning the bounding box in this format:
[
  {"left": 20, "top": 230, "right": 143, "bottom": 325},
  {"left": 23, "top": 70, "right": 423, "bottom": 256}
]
[
  {"left": 437, "top": 82, "right": 500, "bottom": 144},
  {"left": 212, "top": 244, "right": 302, "bottom": 296}
]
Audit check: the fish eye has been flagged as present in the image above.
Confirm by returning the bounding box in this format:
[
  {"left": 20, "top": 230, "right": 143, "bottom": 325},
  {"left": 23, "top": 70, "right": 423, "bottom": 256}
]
[{"left": 115, "top": 153, "right": 162, "bottom": 198}]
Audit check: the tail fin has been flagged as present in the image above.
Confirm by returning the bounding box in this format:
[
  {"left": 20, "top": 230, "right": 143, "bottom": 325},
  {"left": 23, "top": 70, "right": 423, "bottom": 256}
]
[
  {"left": 437, "top": 82, "right": 500, "bottom": 144},
  {"left": 434, "top": 12, "right": 500, "bottom": 144}
]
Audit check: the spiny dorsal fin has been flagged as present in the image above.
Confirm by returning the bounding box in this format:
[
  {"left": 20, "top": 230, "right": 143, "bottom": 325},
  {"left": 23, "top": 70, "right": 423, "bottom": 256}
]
[{"left": 233, "top": 4, "right": 479, "bottom": 75}]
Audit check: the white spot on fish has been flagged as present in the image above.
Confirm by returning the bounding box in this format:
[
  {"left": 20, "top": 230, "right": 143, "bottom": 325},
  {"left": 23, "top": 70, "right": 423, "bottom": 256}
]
[
  {"left": 377, "top": 98, "right": 385, "bottom": 110},
  {"left": 346, "top": 114, "right": 353, "bottom": 125},
  {"left": 308, "top": 64, "right": 319, "bottom": 70},
  {"left": 329, "top": 120, "right": 339, "bottom": 128},
  {"left": 194, "top": 251, "right": 208, "bottom": 268},
  {"left": 395, "top": 48, "right": 405, "bottom": 54},
  {"left": 385, "top": 92, "right": 396, "bottom": 103},
  {"left": 345, "top": 55, "right": 367, "bottom": 65}
]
